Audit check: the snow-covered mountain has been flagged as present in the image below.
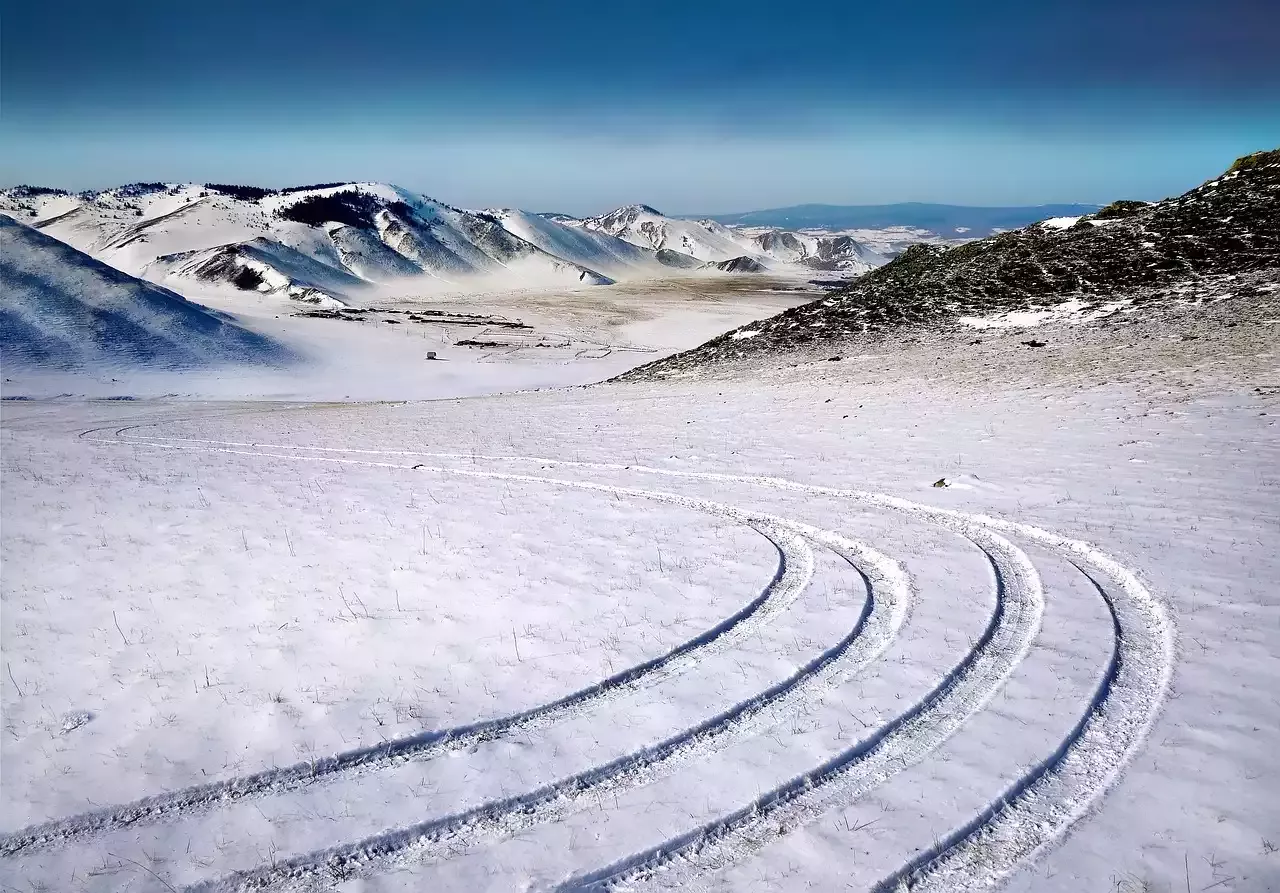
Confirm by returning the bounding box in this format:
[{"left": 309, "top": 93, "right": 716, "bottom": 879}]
[
  {"left": 0, "top": 213, "right": 291, "bottom": 370},
  {"left": 577, "top": 205, "right": 753, "bottom": 262},
  {"left": 0, "top": 184, "right": 615, "bottom": 304},
  {"left": 0, "top": 185, "right": 890, "bottom": 306},
  {"left": 482, "top": 208, "right": 671, "bottom": 279},
  {"left": 575, "top": 204, "right": 884, "bottom": 273},
  {"left": 741, "top": 229, "right": 885, "bottom": 271}
]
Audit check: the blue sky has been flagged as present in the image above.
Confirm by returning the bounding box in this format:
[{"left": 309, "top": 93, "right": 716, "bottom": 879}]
[{"left": 2, "top": 0, "right": 1276, "bottom": 215}]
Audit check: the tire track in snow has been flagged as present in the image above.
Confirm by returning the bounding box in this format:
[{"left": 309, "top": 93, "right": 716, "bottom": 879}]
[
  {"left": 866, "top": 565, "right": 1166, "bottom": 893},
  {"left": 2, "top": 445, "right": 822, "bottom": 857},
  {"left": 556, "top": 525, "right": 1042, "bottom": 892},
  {"left": 176, "top": 522, "right": 911, "bottom": 892},
  {"left": 378, "top": 452, "right": 1169, "bottom": 893},
  {"left": 228, "top": 444, "right": 1168, "bottom": 893},
  {"left": 30, "top": 431, "right": 1173, "bottom": 893},
  {"left": 79, "top": 436, "right": 1038, "bottom": 893}
]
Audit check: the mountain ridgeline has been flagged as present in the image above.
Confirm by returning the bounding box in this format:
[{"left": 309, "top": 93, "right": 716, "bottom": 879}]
[
  {"left": 0, "top": 185, "right": 890, "bottom": 307},
  {"left": 621, "top": 149, "right": 1280, "bottom": 379}
]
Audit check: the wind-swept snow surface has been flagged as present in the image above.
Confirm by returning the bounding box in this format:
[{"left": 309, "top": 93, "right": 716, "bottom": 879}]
[
  {"left": 0, "top": 214, "right": 292, "bottom": 370},
  {"left": 1, "top": 315, "right": 1275, "bottom": 892}
]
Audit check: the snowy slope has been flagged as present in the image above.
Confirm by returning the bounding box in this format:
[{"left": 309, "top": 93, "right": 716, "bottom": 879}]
[
  {"left": 577, "top": 204, "right": 886, "bottom": 273},
  {"left": 0, "top": 183, "right": 613, "bottom": 296},
  {"left": 486, "top": 209, "right": 669, "bottom": 278},
  {"left": 155, "top": 237, "right": 368, "bottom": 308},
  {"left": 1, "top": 324, "right": 1274, "bottom": 893},
  {"left": 579, "top": 205, "right": 758, "bottom": 263},
  {"left": 0, "top": 214, "right": 290, "bottom": 369}
]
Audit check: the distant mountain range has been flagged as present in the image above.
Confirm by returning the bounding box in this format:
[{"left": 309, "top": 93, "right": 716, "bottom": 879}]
[
  {"left": 571, "top": 204, "right": 885, "bottom": 272},
  {"left": 624, "top": 149, "right": 1279, "bottom": 377},
  {"left": 0, "top": 186, "right": 891, "bottom": 307},
  {"left": 696, "top": 203, "right": 1103, "bottom": 237}
]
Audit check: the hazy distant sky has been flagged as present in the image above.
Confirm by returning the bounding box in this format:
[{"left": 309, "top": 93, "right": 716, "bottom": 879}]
[{"left": 2, "top": 0, "right": 1277, "bottom": 214}]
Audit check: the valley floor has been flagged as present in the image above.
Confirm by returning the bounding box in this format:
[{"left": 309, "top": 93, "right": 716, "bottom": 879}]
[
  {"left": 1, "top": 317, "right": 1277, "bottom": 892},
  {"left": 1, "top": 276, "right": 813, "bottom": 401}
]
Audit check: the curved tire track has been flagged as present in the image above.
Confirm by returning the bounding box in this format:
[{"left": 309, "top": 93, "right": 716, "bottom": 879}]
[
  {"left": 302, "top": 447, "right": 1172, "bottom": 893},
  {"left": 180, "top": 523, "right": 912, "bottom": 892},
  {"left": 867, "top": 564, "right": 1167, "bottom": 893},
  {"left": 557, "top": 525, "right": 1042, "bottom": 892},
  {"left": 29, "top": 429, "right": 1172, "bottom": 893},
  {"left": 0, "top": 483, "right": 815, "bottom": 857}
]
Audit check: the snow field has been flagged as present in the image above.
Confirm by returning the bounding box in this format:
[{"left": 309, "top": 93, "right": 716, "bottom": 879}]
[{"left": 0, "top": 376, "right": 1241, "bottom": 891}]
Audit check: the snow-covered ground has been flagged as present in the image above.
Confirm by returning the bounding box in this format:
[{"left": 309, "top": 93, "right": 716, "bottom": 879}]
[
  {"left": 0, "top": 275, "right": 812, "bottom": 401},
  {"left": 2, "top": 315, "right": 1276, "bottom": 893}
]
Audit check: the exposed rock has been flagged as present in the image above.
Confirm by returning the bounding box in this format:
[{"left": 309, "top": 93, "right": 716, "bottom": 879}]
[{"left": 620, "top": 149, "right": 1280, "bottom": 379}]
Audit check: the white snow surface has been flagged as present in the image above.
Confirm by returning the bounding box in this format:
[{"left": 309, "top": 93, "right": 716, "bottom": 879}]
[
  {"left": 0, "top": 274, "right": 812, "bottom": 400},
  {"left": 958, "top": 298, "right": 1135, "bottom": 329},
  {"left": 1, "top": 321, "right": 1276, "bottom": 893}
]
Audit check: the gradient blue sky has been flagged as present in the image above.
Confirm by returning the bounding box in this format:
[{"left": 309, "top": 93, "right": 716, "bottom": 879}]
[{"left": 2, "top": 0, "right": 1277, "bottom": 215}]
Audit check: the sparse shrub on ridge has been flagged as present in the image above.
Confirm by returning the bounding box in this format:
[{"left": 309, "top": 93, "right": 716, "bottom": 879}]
[
  {"left": 277, "top": 182, "right": 350, "bottom": 194},
  {"left": 7, "top": 185, "right": 69, "bottom": 198},
  {"left": 116, "top": 182, "right": 167, "bottom": 197},
  {"left": 205, "top": 184, "right": 275, "bottom": 202},
  {"left": 276, "top": 190, "right": 386, "bottom": 228},
  {"left": 1228, "top": 148, "right": 1280, "bottom": 173},
  {"left": 275, "top": 191, "right": 419, "bottom": 229}
]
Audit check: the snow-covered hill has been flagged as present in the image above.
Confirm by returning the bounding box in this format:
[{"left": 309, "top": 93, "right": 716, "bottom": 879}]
[
  {"left": 483, "top": 208, "right": 670, "bottom": 279},
  {"left": 575, "top": 204, "right": 885, "bottom": 273},
  {"left": 578, "top": 205, "right": 753, "bottom": 263},
  {"left": 741, "top": 229, "right": 886, "bottom": 272},
  {"left": 0, "top": 183, "right": 614, "bottom": 304},
  {"left": 0, "top": 185, "right": 891, "bottom": 303},
  {"left": 157, "top": 237, "right": 367, "bottom": 308},
  {"left": 0, "top": 214, "right": 291, "bottom": 370},
  {"left": 623, "top": 148, "right": 1280, "bottom": 377}
]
